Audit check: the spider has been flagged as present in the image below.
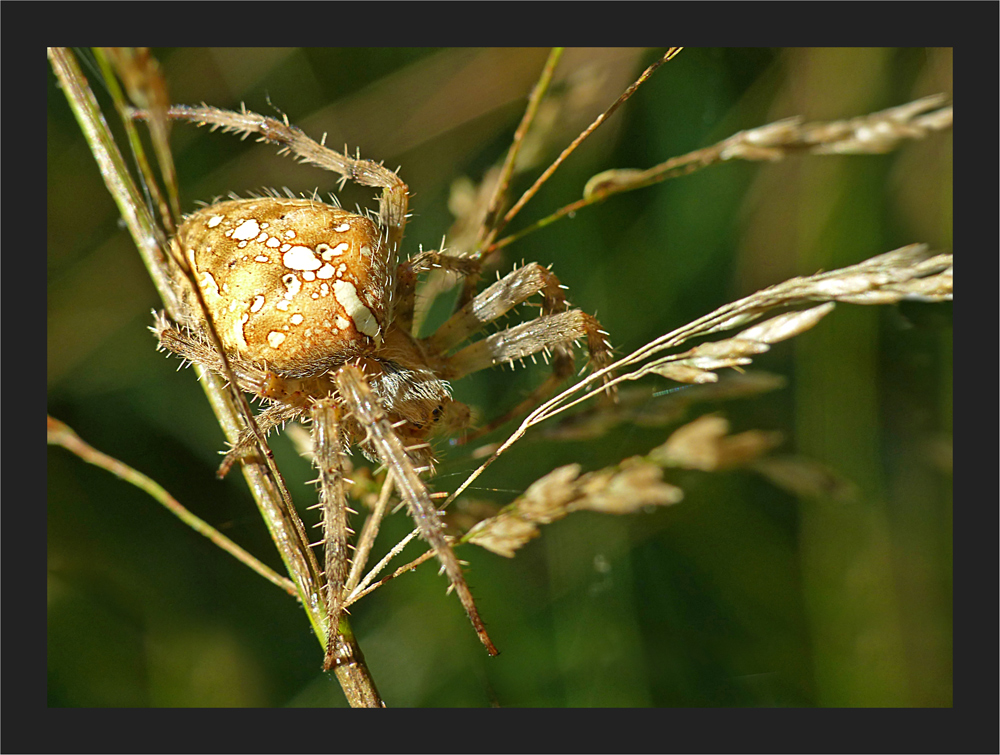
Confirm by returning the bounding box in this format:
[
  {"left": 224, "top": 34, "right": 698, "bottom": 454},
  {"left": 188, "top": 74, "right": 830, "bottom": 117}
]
[{"left": 149, "top": 104, "right": 614, "bottom": 669}]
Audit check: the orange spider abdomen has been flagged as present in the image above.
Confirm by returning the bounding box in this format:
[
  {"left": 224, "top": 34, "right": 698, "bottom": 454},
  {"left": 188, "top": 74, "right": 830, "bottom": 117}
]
[{"left": 176, "top": 198, "right": 389, "bottom": 376}]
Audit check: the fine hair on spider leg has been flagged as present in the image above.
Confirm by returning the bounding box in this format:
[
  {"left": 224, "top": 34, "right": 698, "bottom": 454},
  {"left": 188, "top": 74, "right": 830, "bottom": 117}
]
[{"left": 143, "top": 100, "right": 614, "bottom": 665}]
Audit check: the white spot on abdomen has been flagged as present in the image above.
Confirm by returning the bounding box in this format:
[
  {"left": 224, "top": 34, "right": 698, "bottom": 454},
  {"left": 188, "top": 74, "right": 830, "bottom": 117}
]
[
  {"left": 330, "top": 242, "right": 349, "bottom": 258},
  {"left": 333, "top": 280, "right": 379, "bottom": 337},
  {"left": 282, "top": 246, "right": 322, "bottom": 271},
  {"left": 232, "top": 219, "right": 261, "bottom": 241},
  {"left": 233, "top": 313, "right": 249, "bottom": 350},
  {"left": 281, "top": 274, "right": 302, "bottom": 299},
  {"left": 198, "top": 270, "right": 220, "bottom": 299}
]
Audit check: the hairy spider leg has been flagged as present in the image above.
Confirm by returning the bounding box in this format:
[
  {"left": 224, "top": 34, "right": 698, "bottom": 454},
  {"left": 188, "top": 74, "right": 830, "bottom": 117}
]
[
  {"left": 392, "top": 250, "right": 482, "bottom": 337},
  {"left": 422, "top": 262, "right": 615, "bottom": 440},
  {"left": 334, "top": 365, "right": 498, "bottom": 656},
  {"left": 310, "top": 398, "right": 354, "bottom": 670}
]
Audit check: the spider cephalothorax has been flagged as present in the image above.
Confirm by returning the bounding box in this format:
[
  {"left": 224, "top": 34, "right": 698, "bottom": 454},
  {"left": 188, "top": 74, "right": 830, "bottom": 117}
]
[{"left": 152, "top": 104, "right": 613, "bottom": 668}]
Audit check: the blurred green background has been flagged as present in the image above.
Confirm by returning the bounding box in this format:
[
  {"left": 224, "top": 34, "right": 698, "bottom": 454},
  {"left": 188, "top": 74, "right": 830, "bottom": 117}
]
[{"left": 48, "top": 47, "right": 952, "bottom": 707}]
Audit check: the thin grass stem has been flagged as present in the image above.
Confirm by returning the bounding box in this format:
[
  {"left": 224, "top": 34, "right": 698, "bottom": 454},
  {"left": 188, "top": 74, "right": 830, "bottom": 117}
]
[
  {"left": 47, "top": 415, "right": 297, "bottom": 595},
  {"left": 491, "top": 48, "right": 681, "bottom": 245}
]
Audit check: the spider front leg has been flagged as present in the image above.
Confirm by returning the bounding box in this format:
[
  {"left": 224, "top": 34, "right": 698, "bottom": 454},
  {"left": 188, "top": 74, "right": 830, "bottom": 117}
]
[
  {"left": 335, "top": 364, "right": 499, "bottom": 656},
  {"left": 424, "top": 263, "right": 615, "bottom": 438},
  {"left": 425, "top": 262, "right": 574, "bottom": 355},
  {"left": 310, "top": 398, "right": 354, "bottom": 671},
  {"left": 445, "top": 309, "right": 614, "bottom": 437},
  {"left": 393, "top": 250, "right": 482, "bottom": 336}
]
